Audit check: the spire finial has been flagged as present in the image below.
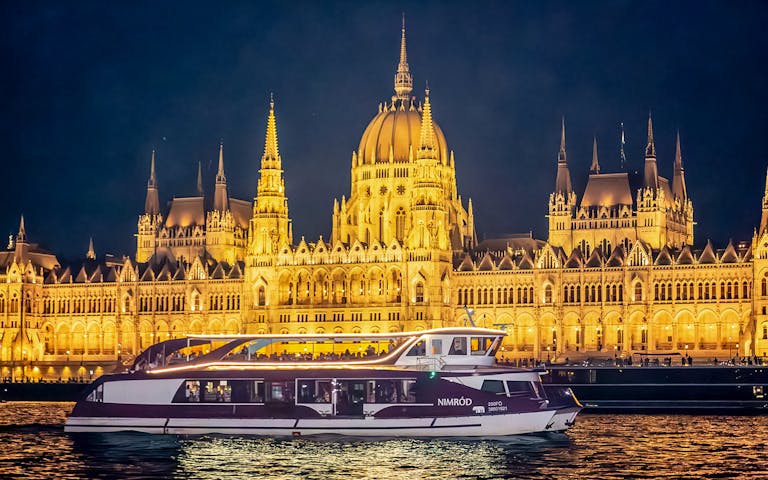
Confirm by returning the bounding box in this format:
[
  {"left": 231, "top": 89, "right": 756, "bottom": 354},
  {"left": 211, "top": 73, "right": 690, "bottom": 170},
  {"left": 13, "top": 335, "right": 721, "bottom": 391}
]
[
  {"left": 645, "top": 111, "right": 656, "bottom": 157},
  {"left": 86, "top": 237, "right": 95, "bottom": 260},
  {"left": 263, "top": 94, "right": 280, "bottom": 162},
  {"left": 393, "top": 15, "right": 413, "bottom": 101},
  {"left": 590, "top": 134, "right": 600, "bottom": 174},
  {"left": 675, "top": 130, "right": 682, "bottom": 167}
]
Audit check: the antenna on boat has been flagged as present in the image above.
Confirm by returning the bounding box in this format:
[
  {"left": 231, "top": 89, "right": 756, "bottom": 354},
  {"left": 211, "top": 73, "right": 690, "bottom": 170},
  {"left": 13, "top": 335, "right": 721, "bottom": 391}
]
[{"left": 463, "top": 305, "right": 477, "bottom": 327}]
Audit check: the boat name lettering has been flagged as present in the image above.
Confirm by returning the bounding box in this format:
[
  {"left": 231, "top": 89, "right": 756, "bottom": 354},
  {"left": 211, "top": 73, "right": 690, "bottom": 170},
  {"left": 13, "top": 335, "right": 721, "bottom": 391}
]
[
  {"left": 437, "top": 397, "right": 473, "bottom": 407},
  {"left": 487, "top": 401, "right": 503, "bottom": 407}
]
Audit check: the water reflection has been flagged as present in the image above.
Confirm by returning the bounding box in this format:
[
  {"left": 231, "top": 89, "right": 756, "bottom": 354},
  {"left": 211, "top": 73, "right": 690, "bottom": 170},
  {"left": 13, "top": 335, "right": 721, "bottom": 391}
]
[
  {"left": 65, "top": 432, "right": 573, "bottom": 480},
  {"left": 3, "top": 404, "right": 768, "bottom": 480}
]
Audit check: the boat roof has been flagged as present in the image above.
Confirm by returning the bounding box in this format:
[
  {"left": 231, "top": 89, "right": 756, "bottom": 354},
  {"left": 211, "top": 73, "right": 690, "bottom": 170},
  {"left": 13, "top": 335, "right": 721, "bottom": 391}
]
[{"left": 185, "top": 327, "right": 507, "bottom": 343}]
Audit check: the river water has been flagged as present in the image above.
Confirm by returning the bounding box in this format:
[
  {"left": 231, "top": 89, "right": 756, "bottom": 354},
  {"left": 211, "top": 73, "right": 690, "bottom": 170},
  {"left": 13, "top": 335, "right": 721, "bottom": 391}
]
[{"left": 1, "top": 402, "right": 766, "bottom": 479}]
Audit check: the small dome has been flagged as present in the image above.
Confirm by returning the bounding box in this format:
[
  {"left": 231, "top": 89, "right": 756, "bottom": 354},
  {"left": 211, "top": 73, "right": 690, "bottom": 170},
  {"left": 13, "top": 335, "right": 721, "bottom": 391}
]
[{"left": 357, "top": 101, "right": 448, "bottom": 164}]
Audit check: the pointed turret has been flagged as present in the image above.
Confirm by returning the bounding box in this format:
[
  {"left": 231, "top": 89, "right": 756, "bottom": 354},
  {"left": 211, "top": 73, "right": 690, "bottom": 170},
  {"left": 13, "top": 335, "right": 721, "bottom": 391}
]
[
  {"left": 144, "top": 150, "right": 160, "bottom": 215},
  {"left": 619, "top": 122, "right": 627, "bottom": 170},
  {"left": 590, "top": 135, "right": 600, "bottom": 174},
  {"left": 672, "top": 131, "right": 687, "bottom": 200},
  {"left": 760, "top": 167, "right": 768, "bottom": 235},
  {"left": 643, "top": 112, "right": 659, "bottom": 189},
  {"left": 213, "top": 142, "right": 229, "bottom": 211},
  {"left": 250, "top": 95, "right": 292, "bottom": 254},
  {"left": 196, "top": 161, "right": 204, "bottom": 196},
  {"left": 417, "top": 85, "right": 437, "bottom": 158},
  {"left": 16, "top": 215, "right": 26, "bottom": 243},
  {"left": 86, "top": 237, "right": 96, "bottom": 260},
  {"left": 263, "top": 93, "right": 280, "bottom": 165},
  {"left": 555, "top": 117, "right": 573, "bottom": 195},
  {"left": 393, "top": 15, "right": 413, "bottom": 102}
]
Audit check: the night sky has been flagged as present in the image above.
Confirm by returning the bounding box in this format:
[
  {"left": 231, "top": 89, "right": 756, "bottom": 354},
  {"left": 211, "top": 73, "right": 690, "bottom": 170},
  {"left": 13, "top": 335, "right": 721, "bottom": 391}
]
[{"left": 2, "top": 1, "right": 767, "bottom": 260}]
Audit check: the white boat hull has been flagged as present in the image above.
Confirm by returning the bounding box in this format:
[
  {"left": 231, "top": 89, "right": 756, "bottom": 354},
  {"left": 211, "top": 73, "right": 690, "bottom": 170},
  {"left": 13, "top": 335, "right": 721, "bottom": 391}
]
[{"left": 64, "top": 410, "right": 556, "bottom": 437}]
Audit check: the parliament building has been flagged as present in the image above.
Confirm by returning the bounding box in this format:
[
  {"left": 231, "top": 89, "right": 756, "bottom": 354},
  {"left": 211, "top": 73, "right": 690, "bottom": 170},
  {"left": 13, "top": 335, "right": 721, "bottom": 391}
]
[{"left": 3, "top": 24, "right": 767, "bottom": 380}]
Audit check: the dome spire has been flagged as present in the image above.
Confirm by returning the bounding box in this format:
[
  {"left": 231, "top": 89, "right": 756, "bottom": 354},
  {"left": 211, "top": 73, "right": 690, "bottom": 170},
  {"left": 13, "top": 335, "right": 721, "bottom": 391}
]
[{"left": 393, "top": 14, "right": 413, "bottom": 101}]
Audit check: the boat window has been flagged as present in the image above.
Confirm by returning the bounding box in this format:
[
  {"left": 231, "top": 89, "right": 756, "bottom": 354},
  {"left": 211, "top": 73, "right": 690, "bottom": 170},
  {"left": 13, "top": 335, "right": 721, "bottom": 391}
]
[
  {"left": 174, "top": 379, "right": 265, "bottom": 403},
  {"left": 448, "top": 337, "right": 467, "bottom": 355},
  {"left": 481, "top": 380, "right": 506, "bottom": 395},
  {"left": 399, "top": 379, "right": 417, "bottom": 403},
  {"left": 184, "top": 380, "right": 201, "bottom": 402},
  {"left": 363, "top": 379, "right": 416, "bottom": 403},
  {"left": 267, "top": 381, "right": 294, "bottom": 403},
  {"left": 230, "top": 380, "right": 265, "bottom": 403},
  {"left": 297, "top": 379, "right": 332, "bottom": 404},
  {"left": 85, "top": 383, "right": 103, "bottom": 402},
  {"left": 202, "top": 380, "right": 232, "bottom": 402},
  {"left": 506, "top": 380, "right": 534, "bottom": 397},
  {"left": 406, "top": 340, "right": 426, "bottom": 356},
  {"left": 470, "top": 337, "right": 495, "bottom": 355},
  {"left": 431, "top": 339, "right": 443, "bottom": 355}
]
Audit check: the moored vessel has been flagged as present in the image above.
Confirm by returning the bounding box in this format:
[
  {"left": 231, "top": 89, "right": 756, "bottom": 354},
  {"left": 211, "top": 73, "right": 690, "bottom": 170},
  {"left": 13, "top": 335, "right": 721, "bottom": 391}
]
[{"left": 64, "top": 327, "right": 581, "bottom": 436}]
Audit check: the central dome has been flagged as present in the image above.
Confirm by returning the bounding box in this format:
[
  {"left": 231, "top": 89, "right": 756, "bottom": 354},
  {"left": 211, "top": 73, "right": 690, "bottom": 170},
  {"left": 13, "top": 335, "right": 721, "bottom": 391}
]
[{"left": 358, "top": 101, "right": 449, "bottom": 164}]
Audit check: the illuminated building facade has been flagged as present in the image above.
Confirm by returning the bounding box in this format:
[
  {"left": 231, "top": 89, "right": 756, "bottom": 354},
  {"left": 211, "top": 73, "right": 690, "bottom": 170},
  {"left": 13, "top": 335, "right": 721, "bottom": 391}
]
[{"left": 1, "top": 23, "right": 766, "bottom": 379}]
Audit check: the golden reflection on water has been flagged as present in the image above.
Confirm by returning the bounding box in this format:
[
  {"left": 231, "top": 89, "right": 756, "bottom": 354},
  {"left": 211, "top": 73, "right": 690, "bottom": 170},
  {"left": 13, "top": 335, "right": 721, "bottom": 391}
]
[{"left": 1, "top": 403, "right": 767, "bottom": 479}]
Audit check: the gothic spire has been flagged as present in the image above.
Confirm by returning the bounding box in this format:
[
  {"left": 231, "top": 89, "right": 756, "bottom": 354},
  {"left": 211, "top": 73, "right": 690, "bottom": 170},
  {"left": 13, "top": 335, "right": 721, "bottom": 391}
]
[
  {"left": 213, "top": 142, "right": 229, "bottom": 211},
  {"left": 196, "top": 161, "right": 204, "bottom": 196},
  {"left": 418, "top": 85, "right": 436, "bottom": 156},
  {"left": 672, "top": 130, "right": 687, "bottom": 200},
  {"left": 645, "top": 112, "right": 656, "bottom": 158},
  {"left": 86, "top": 237, "right": 96, "bottom": 260},
  {"left": 393, "top": 15, "right": 413, "bottom": 102},
  {"left": 555, "top": 116, "right": 573, "bottom": 195},
  {"left": 619, "top": 122, "right": 626, "bottom": 170},
  {"left": 643, "top": 112, "right": 659, "bottom": 189},
  {"left": 262, "top": 93, "right": 280, "bottom": 165},
  {"left": 144, "top": 150, "right": 160, "bottom": 215},
  {"left": 590, "top": 134, "right": 600, "bottom": 174},
  {"left": 16, "top": 214, "right": 26, "bottom": 243}
]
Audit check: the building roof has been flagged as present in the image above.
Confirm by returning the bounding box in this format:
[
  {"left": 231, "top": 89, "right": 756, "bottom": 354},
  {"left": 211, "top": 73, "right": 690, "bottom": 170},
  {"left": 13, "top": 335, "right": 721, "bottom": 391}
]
[
  {"left": 165, "top": 196, "right": 205, "bottom": 228},
  {"left": 580, "top": 173, "right": 633, "bottom": 207}
]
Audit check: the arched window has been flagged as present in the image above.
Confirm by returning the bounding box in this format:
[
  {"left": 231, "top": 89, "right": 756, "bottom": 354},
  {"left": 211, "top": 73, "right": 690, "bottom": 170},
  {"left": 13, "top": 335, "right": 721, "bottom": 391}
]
[
  {"left": 761, "top": 278, "right": 766, "bottom": 297},
  {"left": 0, "top": 295, "right": 4, "bottom": 314},
  {"left": 634, "top": 283, "right": 643, "bottom": 302},
  {"left": 544, "top": 285, "right": 553, "bottom": 304},
  {"left": 415, "top": 282, "right": 424, "bottom": 303},
  {"left": 395, "top": 208, "right": 406, "bottom": 242}
]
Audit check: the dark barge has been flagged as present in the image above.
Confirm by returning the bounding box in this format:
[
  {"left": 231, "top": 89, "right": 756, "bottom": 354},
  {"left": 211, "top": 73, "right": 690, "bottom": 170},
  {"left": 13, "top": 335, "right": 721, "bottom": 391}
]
[{"left": 542, "top": 365, "right": 768, "bottom": 413}]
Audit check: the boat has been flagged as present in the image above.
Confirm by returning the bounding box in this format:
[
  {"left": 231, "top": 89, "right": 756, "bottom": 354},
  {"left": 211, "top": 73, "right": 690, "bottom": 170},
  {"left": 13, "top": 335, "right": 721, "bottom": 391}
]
[
  {"left": 542, "top": 361, "right": 768, "bottom": 413},
  {"left": 64, "top": 327, "right": 581, "bottom": 436}
]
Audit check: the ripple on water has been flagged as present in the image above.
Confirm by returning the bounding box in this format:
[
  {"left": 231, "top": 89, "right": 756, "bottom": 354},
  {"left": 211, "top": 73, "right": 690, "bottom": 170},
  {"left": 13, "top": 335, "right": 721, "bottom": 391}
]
[{"left": 0, "top": 405, "right": 767, "bottom": 480}]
